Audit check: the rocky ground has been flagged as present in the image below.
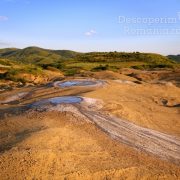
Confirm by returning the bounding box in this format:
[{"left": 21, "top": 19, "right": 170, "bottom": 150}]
[{"left": 0, "top": 69, "right": 180, "bottom": 179}]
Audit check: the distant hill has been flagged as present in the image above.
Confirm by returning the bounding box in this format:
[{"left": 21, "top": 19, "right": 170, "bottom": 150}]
[
  {"left": 52, "top": 50, "right": 80, "bottom": 58},
  {"left": 0, "top": 47, "right": 178, "bottom": 84},
  {"left": 168, "top": 55, "right": 180, "bottom": 63},
  {"left": 0, "top": 47, "right": 79, "bottom": 65},
  {"left": 0, "top": 47, "right": 174, "bottom": 65},
  {"left": 76, "top": 52, "right": 172, "bottom": 64},
  {"left": 0, "top": 48, "right": 19, "bottom": 57},
  {"left": 0, "top": 46, "right": 178, "bottom": 69}
]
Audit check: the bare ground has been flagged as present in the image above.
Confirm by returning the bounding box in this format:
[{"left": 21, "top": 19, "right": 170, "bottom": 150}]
[{"left": 0, "top": 71, "right": 180, "bottom": 179}]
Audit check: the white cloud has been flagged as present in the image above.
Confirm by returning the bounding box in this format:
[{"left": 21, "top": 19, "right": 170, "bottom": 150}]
[
  {"left": 84, "top": 29, "right": 97, "bottom": 36},
  {"left": 0, "top": 16, "right": 8, "bottom": 21}
]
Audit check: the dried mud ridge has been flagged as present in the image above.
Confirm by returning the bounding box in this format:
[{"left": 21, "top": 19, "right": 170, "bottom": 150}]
[
  {"left": 31, "top": 96, "right": 180, "bottom": 165},
  {"left": 78, "top": 105, "right": 180, "bottom": 165},
  {"left": 1, "top": 78, "right": 180, "bottom": 166}
]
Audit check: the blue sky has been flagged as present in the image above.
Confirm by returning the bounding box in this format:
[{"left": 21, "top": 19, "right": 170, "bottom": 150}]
[{"left": 0, "top": 0, "right": 180, "bottom": 54}]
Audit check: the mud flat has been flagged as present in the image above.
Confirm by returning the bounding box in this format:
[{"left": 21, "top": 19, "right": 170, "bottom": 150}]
[
  {"left": 80, "top": 107, "right": 180, "bottom": 165},
  {"left": 0, "top": 92, "right": 29, "bottom": 104},
  {"left": 29, "top": 96, "right": 180, "bottom": 165},
  {"left": 0, "top": 77, "right": 180, "bottom": 179},
  {"left": 113, "top": 80, "right": 137, "bottom": 85}
]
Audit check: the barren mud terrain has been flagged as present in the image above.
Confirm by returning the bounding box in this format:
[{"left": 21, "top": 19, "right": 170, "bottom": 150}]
[{"left": 0, "top": 70, "right": 180, "bottom": 179}]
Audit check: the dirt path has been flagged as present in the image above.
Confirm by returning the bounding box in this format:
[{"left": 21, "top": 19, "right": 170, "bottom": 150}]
[{"left": 76, "top": 104, "right": 180, "bottom": 165}]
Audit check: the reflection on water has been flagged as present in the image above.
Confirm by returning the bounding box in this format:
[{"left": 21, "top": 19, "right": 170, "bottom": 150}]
[
  {"left": 58, "top": 80, "right": 100, "bottom": 88},
  {"left": 31, "top": 96, "right": 83, "bottom": 107},
  {"left": 49, "top": 96, "right": 82, "bottom": 104}
]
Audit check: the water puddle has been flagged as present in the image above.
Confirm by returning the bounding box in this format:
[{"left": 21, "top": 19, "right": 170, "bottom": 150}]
[
  {"left": 55, "top": 80, "right": 104, "bottom": 88},
  {"left": 49, "top": 96, "right": 83, "bottom": 104},
  {"left": 32, "top": 96, "right": 83, "bottom": 107}
]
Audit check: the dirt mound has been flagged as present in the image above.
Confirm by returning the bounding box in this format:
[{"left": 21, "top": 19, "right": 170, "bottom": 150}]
[
  {"left": 15, "top": 70, "right": 64, "bottom": 84},
  {"left": 0, "top": 73, "right": 180, "bottom": 179},
  {"left": 127, "top": 70, "right": 180, "bottom": 86},
  {"left": 85, "top": 70, "right": 137, "bottom": 81},
  {"left": 0, "top": 110, "right": 179, "bottom": 179}
]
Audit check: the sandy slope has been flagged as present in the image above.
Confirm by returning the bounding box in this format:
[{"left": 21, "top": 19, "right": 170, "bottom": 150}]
[
  {"left": 79, "top": 105, "right": 180, "bottom": 164},
  {"left": 0, "top": 74, "right": 180, "bottom": 179},
  {"left": 85, "top": 81, "right": 180, "bottom": 136},
  {"left": 0, "top": 111, "right": 180, "bottom": 179}
]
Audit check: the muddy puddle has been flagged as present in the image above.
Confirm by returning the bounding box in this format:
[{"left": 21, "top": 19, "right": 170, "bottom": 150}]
[
  {"left": 31, "top": 96, "right": 83, "bottom": 107},
  {"left": 29, "top": 95, "right": 180, "bottom": 164},
  {"left": 54, "top": 80, "right": 104, "bottom": 88}
]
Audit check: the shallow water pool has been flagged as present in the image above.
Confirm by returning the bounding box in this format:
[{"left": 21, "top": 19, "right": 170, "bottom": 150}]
[
  {"left": 57, "top": 80, "right": 101, "bottom": 88},
  {"left": 31, "top": 96, "right": 83, "bottom": 107},
  {"left": 49, "top": 96, "right": 83, "bottom": 104}
]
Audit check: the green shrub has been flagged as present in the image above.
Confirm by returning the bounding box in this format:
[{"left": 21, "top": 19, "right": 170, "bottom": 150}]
[
  {"left": 46, "top": 66, "right": 60, "bottom": 72},
  {"left": 64, "top": 69, "right": 78, "bottom": 76},
  {"left": 132, "top": 63, "right": 174, "bottom": 70},
  {"left": 131, "top": 65, "right": 144, "bottom": 70},
  {"left": 92, "top": 64, "right": 109, "bottom": 71}
]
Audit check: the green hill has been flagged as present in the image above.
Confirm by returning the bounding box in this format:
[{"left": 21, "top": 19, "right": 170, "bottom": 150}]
[
  {"left": 168, "top": 55, "right": 180, "bottom": 63},
  {"left": 0, "top": 47, "right": 61, "bottom": 64},
  {"left": 0, "top": 47, "right": 175, "bottom": 66},
  {"left": 0, "top": 48, "right": 19, "bottom": 57},
  {"left": 76, "top": 52, "right": 172, "bottom": 63},
  {"left": 52, "top": 50, "right": 80, "bottom": 58},
  {"left": 0, "top": 47, "right": 81, "bottom": 68},
  {"left": 0, "top": 47, "right": 178, "bottom": 81}
]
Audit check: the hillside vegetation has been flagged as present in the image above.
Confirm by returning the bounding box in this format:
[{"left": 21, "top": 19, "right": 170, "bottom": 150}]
[
  {"left": 168, "top": 55, "right": 180, "bottom": 63},
  {"left": 0, "top": 47, "right": 178, "bottom": 85}
]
